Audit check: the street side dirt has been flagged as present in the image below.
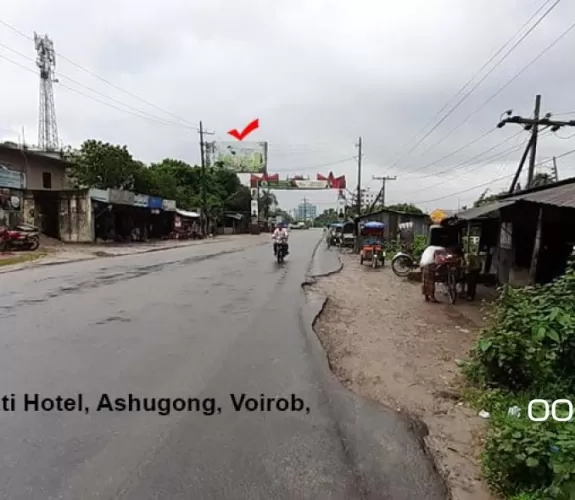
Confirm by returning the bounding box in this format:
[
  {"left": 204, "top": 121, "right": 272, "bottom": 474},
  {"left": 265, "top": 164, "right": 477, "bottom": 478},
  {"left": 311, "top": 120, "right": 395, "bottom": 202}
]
[{"left": 312, "top": 252, "right": 495, "bottom": 500}]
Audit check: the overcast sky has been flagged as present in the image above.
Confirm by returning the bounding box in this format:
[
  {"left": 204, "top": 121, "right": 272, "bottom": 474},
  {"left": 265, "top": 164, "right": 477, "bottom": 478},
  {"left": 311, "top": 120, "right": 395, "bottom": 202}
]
[{"left": 1, "top": 0, "right": 574, "bottom": 213}]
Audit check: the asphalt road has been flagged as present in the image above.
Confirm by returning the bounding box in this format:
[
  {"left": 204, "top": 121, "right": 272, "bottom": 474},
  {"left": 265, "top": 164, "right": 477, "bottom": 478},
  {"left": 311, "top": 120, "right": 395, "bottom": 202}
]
[{"left": 0, "top": 230, "right": 446, "bottom": 500}]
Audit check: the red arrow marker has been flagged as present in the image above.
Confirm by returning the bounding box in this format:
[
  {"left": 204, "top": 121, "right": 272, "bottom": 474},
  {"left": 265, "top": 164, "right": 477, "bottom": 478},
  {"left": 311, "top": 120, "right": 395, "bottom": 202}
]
[{"left": 228, "top": 119, "right": 259, "bottom": 141}]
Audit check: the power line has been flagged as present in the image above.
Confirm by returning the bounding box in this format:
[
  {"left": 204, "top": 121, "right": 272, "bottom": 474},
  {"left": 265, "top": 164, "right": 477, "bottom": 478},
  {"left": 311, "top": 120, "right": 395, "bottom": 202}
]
[
  {"left": 407, "top": 133, "right": 535, "bottom": 196},
  {"left": 0, "top": 53, "right": 199, "bottom": 131},
  {"left": 397, "top": 128, "right": 497, "bottom": 177},
  {"left": 413, "top": 172, "right": 515, "bottom": 205},
  {"left": 0, "top": 19, "right": 196, "bottom": 128},
  {"left": 398, "top": 18, "right": 575, "bottom": 173},
  {"left": 405, "top": 130, "right": 523, "bottom": 180},
  {"left": 387, "top": 0, "right": 562, "bottom": 171},
  {"left": 0, "top": 41, "right": 195, "bottom": 129}
]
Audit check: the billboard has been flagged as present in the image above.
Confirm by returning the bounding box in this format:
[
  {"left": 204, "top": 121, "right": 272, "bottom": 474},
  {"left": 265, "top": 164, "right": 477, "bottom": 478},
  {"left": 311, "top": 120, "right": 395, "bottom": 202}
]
[
  {"left": 250, "top": 172, "right": 347, "bottom": 190},
  {"left": 211, "top": 141, "right": 267, "bottom": 173}
]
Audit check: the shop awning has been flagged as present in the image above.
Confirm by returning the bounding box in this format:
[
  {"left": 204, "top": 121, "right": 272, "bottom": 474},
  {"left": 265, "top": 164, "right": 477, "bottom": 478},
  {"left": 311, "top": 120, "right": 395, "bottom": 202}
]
[
  {"left": 175, "top": 209, "right": 200, "bottom": 218},
  {"left": 456, "top": 200, "right": 516, "bottom": 220}
]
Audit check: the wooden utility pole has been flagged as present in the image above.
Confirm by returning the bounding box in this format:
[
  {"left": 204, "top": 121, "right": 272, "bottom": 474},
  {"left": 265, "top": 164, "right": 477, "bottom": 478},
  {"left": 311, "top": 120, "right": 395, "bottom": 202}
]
[
  {"left": 498, "top": 94, "right": 575, "bottom": 190},
  {"left": 355, "top": 137, "right": 362, "bottom": 216},
  {"left": 198, "top": 121, "right": 215, "bottom": 235},
  {"left": 372, "top": 175, "right": 397, "bottom": 210}
]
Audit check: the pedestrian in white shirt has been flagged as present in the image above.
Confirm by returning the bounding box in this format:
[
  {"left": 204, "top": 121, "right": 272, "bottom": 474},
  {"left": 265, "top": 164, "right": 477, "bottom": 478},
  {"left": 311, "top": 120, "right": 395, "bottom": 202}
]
[{"left": 420, "top": 245, "right": 446, "bottom": 302}]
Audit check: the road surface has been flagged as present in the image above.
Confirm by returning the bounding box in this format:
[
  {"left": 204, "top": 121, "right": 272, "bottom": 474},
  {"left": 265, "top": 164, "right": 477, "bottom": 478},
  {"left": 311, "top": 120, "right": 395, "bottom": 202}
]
[{"left": 0, "top": 231, "right": 446, "bottom": 499}]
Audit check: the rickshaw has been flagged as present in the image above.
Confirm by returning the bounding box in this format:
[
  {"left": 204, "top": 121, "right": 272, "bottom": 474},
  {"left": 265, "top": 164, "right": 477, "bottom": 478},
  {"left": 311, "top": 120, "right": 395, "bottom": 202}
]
[
  {"left": 359, "top": 221, "right": 386, "bottom": 268},
  {"left": 340, "top": 221, "right": 356, "bottom": 249},
  {"left": 326, "top": 222, "right": 343, "bottom": 248}
]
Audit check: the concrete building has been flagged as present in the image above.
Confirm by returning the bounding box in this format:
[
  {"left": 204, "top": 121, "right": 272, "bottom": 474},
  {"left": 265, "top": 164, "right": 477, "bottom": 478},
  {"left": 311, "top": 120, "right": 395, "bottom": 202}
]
[
  {"left": 296, "top": 201, "right": 317, "bottom": 221},
  {"left": 351, "top": 187, "right": 378, "bottom": 211}
]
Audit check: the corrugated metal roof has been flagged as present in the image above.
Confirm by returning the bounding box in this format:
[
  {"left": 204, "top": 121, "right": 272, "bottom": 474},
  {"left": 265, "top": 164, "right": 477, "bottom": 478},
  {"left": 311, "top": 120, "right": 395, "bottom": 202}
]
[
  {"left": 456, "top": 200, "right": 516, "bottom": 220},
  {"left": 507, "top": 182, "right": 575, "bottom": 208}
]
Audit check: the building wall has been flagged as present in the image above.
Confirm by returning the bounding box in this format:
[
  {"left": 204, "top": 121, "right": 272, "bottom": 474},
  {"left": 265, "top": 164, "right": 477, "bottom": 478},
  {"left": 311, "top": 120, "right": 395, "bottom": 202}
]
[
  {"left": 0, "top": 147, "right": 70, "bottom": 191},
  {"left": 59, "top": 190, "right": 93, "bottom": 242}
]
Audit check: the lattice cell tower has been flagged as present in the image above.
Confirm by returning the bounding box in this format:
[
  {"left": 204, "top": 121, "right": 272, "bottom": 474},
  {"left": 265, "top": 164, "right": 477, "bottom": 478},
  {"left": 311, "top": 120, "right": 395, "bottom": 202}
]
[{"left": 34, "top": 32, "right": 59, "bottom": 151}]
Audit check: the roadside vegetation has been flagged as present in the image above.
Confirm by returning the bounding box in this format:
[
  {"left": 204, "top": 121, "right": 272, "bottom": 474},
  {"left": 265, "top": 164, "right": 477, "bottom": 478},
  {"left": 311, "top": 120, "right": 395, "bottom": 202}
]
[
  {"left": 463, "top": 263, "right": 575, "bottom": 499},
  {"left": 0, "top": 249, "right": 49, "bottom": 267}
]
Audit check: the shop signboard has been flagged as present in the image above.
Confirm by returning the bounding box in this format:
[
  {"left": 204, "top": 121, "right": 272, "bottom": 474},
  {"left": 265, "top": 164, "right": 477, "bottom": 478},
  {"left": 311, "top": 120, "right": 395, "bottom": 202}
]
[
  {"left": 162, "top": 199, "right": 176, "bottom": 211},
  {"left": 133, "top": 194, "right": 149, "bottom": 207},
  {"left": 0, "top": 163, "right": 26, "bottom": 189},
  {"left": 109, "top": 189, "right": 135, "bottom": 205},
  {"left": 0, "top": 188, "right": 22, "bottom": 211},
  {"left": 148, "top": 196, "right": 163, "bottom": 209},
  {"left": 89, "top": 188, "right": 110, "bottom": 203}
]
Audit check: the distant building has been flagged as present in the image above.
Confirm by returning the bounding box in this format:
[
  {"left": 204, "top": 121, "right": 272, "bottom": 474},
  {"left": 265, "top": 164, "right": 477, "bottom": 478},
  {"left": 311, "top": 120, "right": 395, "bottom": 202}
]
[
  {"left": 351, "top": 187, "right": 377, "bottom": 211},
  {"left": 296, "top": 201, "right": 317, "bottom": 221}
]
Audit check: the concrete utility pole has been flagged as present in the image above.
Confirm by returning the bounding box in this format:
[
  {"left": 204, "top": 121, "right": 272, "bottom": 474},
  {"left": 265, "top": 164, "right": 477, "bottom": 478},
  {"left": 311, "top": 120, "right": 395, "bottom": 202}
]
[
  {"left": 552, "top": 156, "right": 559, "bottom": 182},
  {"left": 355, "top": 137, "right": 362, "bottom": 216},
  {"left": 527, "top": 94, "right": 541, "bottom": 187},
  {"left": 198, "top": 121, "right": 215, "bottom": 235},
  {"left": 498, "top": 94, "right": 575, "bottom": 190},
  {"left": 372, "top": 175, "right": 397, "bottom": 208}
]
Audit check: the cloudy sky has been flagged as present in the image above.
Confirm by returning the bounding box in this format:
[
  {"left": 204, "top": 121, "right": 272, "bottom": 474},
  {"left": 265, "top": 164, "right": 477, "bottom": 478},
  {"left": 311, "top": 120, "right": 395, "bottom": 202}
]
[{"left": 1, "top": 0, "right": 574, "bottom": 213}]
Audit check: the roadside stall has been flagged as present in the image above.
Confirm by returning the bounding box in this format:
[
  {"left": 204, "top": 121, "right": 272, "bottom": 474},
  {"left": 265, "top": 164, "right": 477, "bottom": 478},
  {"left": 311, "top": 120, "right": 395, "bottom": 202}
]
[{"left": 172, "top": 209, "right": 201, "bottom": 239}]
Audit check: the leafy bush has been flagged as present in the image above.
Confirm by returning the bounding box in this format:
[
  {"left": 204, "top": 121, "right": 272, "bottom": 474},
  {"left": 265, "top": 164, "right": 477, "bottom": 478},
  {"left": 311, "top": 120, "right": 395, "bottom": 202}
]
[
  {"left": 477, "top": 391, "right": 575, "bottom": 498},
  {"left": 464, "top": 263, "right": 575, "bottom": 498},
  {"left": 413, "top": 234, "right": 426, "bottom": 260},
  {"left": 465, "top": 264, "right": 575, "bottom": 392}
]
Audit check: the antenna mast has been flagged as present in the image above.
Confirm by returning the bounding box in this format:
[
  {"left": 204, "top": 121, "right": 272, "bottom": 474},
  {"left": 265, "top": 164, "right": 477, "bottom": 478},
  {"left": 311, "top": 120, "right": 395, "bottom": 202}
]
[{"left": 34, "top": 32, "right": 59, "bottom": 151}]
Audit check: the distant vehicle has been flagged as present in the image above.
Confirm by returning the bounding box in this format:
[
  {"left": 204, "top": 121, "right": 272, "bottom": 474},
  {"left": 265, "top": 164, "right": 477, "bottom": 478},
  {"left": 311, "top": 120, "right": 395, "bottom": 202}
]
[{"left": 289, "top": 222, "right": 307, "bottom": 230}]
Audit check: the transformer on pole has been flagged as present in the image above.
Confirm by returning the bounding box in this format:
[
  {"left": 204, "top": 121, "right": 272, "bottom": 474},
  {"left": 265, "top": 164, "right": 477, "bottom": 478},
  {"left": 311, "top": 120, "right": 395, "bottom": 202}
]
[{"left": 34, "top": 32, "right": 59, "bottom": 151}]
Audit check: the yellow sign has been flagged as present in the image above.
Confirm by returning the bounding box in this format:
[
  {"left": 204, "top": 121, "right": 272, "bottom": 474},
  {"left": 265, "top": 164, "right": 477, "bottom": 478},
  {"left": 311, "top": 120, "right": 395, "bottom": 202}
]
[{"left": 429, "top": 209, "right": 447, "bottom": 224}]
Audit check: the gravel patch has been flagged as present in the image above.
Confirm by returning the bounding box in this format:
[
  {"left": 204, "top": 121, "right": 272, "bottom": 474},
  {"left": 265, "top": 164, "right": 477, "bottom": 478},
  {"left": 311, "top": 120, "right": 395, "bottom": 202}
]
[{"left": 312, "top": 251, "right": 496, "bottom": 500}]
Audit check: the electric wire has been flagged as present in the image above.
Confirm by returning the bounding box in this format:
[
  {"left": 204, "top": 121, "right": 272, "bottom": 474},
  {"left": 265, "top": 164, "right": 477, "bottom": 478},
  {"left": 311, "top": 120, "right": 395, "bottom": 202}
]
[
  {"left": 0, "top": 53, "right": 195, "bottom": 130},
  {"left": 0, "top": 19, "right": 196, "bottom": 128},
  {"left": 402, "top": 19, "right": 575, "bottom": 171},
  {"left": 386, "top": 0, "right": 562, "bottom": 171}
]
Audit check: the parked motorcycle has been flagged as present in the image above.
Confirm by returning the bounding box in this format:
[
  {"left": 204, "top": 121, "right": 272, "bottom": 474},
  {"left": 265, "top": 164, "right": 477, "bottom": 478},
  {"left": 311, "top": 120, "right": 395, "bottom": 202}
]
[
  {"left": 391, "top": 251, "right": 418, "bottom": 277},
  {"left": 0, "top": 225, "right": 40, "bottom": 251}
]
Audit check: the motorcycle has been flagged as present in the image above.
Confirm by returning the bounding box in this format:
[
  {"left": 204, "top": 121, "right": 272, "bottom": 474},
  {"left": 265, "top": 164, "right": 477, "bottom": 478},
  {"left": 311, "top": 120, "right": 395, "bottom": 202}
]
[
  {"left": 275, "top": 240, "right": 288, "bottom": 264},
  {"left": 391, "top": 251, "right": 418, "bottom": 277},
  {"left": 0, "top": 224, "right": 40, "bottom": 251}
]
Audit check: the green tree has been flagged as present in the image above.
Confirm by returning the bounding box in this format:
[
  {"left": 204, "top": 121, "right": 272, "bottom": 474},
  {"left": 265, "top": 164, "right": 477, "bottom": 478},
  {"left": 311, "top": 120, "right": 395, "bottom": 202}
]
[
  {"left": 532, "top": 172, "right": 553, "bottom": 187},
  {"left": 384, "top": 203, "right": 424, "bottom": 214},
  {"left": 66, "top": 140, "right": 140, "bottom": 190},
  {"left": 314, "top": 208, "right": 341, "bottom": 226},
  {"left": 473, "top": 188, "right": 510, "bottom": 208},
  {"left": 259, "top": 190, "right": 278, "bottom": 220}
]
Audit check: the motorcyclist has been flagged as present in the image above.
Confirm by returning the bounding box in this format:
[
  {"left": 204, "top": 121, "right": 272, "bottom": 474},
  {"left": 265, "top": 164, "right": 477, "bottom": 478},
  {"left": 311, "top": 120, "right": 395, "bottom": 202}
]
[{"left": 272, "top": 222, "right": 289, "bottom": 256}]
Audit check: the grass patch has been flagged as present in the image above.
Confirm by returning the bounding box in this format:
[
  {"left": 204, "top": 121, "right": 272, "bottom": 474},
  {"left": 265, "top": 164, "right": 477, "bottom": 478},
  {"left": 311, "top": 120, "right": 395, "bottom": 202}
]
[{"left": 0, "top": 249, "right": 49, "bottom": 267}]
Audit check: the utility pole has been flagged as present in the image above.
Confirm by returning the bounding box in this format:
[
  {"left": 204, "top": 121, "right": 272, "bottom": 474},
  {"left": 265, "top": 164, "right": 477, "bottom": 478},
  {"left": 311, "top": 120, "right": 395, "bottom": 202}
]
[
  {"left": 527, "top": 94, "right": 541, "bottom": 187},
  {"left": 371, "top": 175, "right": 397, "bottom": 210},
  {"left": 498, "top": 94, "right": 575, "bottom": 190},
  {"left": 552, "top": 156, "right": 559, "bottom": 182},
  {"left": 355, "top": 137, "right": 362, "bottom": 216},
  {"left": 198, "top": 121, "right": 215, "bottom": 235}
]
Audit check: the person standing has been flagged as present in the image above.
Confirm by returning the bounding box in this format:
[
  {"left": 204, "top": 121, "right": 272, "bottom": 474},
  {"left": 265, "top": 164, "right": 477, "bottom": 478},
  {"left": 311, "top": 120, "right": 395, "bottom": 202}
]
[{"left": 420, "top": 244, "right": 446, "bottom": 303}]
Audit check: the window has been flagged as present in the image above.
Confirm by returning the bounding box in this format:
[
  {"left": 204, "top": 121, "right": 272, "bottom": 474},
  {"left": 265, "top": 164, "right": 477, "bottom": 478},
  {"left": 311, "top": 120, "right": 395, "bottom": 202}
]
[{"left": 42, "top": 172, "right": 52, "bottom": 189}]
